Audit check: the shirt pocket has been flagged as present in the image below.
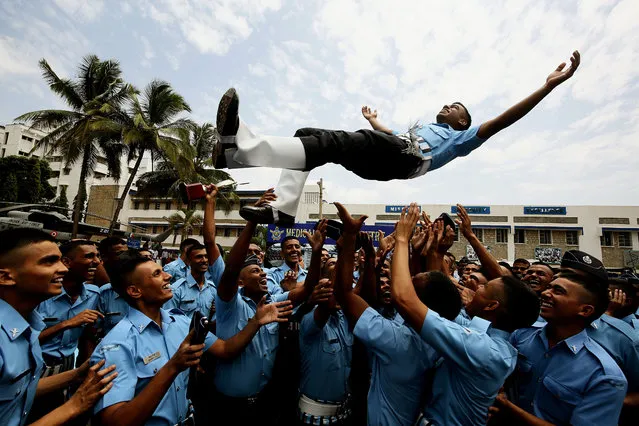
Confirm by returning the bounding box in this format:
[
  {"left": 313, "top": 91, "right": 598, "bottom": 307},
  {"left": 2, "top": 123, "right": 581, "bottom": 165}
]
[
  {"left": 178, "top": 299, "right": 197, "bottom": 314},
  {"left": 538, "top": 375, "right": 582, "bottom": 422},
  {"left": 0, "top": 370, "right": 31, "bottom": 402}
]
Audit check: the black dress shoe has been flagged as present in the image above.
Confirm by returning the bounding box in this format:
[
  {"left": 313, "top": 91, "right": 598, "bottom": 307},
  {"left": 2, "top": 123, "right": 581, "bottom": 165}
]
[
  {"left": 217, "top": 88, "right": 240, "bottom": 137},
  {"left": 240, "top": 205, "right": 295, "bottom": 226}
]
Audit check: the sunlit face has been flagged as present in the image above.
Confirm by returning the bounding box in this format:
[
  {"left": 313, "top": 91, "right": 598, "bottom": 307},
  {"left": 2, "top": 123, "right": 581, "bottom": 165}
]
[
  {"left": 512, "top": 261, "right": 529, "bottom": 278},
  {"left": 435, "top": 102, "right": 470, "bottom": 130},
  {"left": 248, "top": 244, "right": 264, "bottom": 264},
  {"left": 282, "top": 239, "right": 302, "bottom": 265},
  {"left": 239, "top": 264, "right": 268, "bottom": 296},
  {"left": 462, "top": 263, "right": 480, "bottom": 283},
  {"left": 0, "top": 241, "right": 68, "bottom": 301},
  {"left": 127, "top": 261, "right": 173, "bottom": 306},
  {"left": 465, "top": 272, "right": 488, "bottom": 291},
  {"left": 465, "top": 278, "right": 503, "bottom": 318},
  {"left": 378, "top": 276, "right": 392, "bottom": 305},
  {"left": 188, "top": 248, "right": 209, "bottom": 273},
  {"left": 523, "top": 264, "right": 554, "bottom": 295},
  {"left": 63, "top": 244, "right": 101, "bottom": 284},
  {"left": 539, "top": 277, "right": 594, "bottom": 323},
  {"left": 321, "top": 249, "right": 330, "bottom": 265}
]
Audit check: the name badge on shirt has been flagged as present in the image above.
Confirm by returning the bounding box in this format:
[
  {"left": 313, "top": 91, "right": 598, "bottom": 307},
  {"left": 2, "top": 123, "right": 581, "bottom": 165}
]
[
  {"left": 43, "top": 317, "right": 58, "bottom": 322},
  {"left": 143, "top": 351, "right": 161, "bottom": 365},
  {"left": 181, "top": 300, "right": 195, "bottom": 304},
  {"left": 105, "top": 312, "right": 121, "bottom": 317}
]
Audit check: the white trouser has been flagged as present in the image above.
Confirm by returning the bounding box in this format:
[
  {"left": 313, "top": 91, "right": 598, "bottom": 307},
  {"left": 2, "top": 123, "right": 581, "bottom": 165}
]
[{"left": 224, "top": 121, "right": 309, "bottom": 217}]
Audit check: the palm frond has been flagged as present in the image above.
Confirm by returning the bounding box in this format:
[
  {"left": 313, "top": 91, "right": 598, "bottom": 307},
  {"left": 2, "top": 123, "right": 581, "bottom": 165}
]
[{"left": 38, "top": 59, "right": 84, "bottom": 110}]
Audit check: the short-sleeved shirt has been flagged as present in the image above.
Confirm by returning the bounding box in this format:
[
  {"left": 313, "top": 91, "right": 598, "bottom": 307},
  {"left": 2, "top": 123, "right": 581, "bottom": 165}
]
[
  {"left": 0, "top": 300, "right": 45, "bottom": 426},
  {"left": 36, "top": 283, "right": 100, "bottom": 359},
  {"left": 91, "top": 307, "right": 217, "bottom": 426},
  {"left": 98, "top": 284, "right": 129, "bottom": 335},
  {"left": 620, "top": 314, "right": 639, "bottom": 332},
  {"left": 355, "top": 307, "right": 439, "bottom": 426},
  {"left": 164, "top": 274, "right": 217, "bottom": 320},
  {"left": 204, "top": 256, "right": 225, "bottom": 286},
  {"left": 214, "top": 289, "right": 289, "bottom": 397},
  {"left": 299, "top": 308, "right": 353, "bottom": 402},
  {"left": 163, "top": 258, "right": 188, "bottom": 284},
  {"left": 410, "top": 123, "right": 486, "bottom": 171},
  {"left": 587, "top": 314, "right": 639, "bottom": 392},
  {"left": 420, "top": 311, "right": 516, "bottom": 426},
  {"left": 510, "top": 326, "right": 627, "bottom": 425},
  {"left": 266, "top": 263, "right": 307, "bottom": 296}
]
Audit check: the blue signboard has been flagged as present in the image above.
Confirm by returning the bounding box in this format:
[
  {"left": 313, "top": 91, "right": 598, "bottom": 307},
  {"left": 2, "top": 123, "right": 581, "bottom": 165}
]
[
  {"left": 450, "top": 206, "right": 491, "bottom": 215},
  {"left": 385, "top": 205, "right": 421, "bottom": 213},
  {"left": 127, "top": 238, "right": 141, "bottom": 249},
  {"left": 267, "top": 223, "right": 396, "bottom": 247},
  {"left": 524, "top": 206, "right": 567, "bottom": 215}
]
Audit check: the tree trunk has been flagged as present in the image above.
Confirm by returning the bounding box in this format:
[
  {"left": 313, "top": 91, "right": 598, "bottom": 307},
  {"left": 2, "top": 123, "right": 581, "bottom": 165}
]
[
  {"left": 72, "top": 149, "right": 91, "bottom": 238},
  {"left": 108, "top": 149, "right": 145, "bottom": 235}
]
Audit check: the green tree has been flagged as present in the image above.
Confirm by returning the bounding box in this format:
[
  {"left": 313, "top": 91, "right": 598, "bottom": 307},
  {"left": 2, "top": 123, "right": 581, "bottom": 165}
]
[
  {"left": 0, "top": 156, "right": 56, "bottom": 203},
  {"left": 15, "top": 56, "right": 129, "bottom": 236},
  {"left": 135, "top": 122, "right": 238, "bottom": 213},
  {"left": 164, "top": 208, "right": 203, "bottom": 243},
  {"left": 53, "top": 186, "right": 70, "bottom": 216},
  {"left": 107, "top": 80, "right": 194, "bottom": 235}
]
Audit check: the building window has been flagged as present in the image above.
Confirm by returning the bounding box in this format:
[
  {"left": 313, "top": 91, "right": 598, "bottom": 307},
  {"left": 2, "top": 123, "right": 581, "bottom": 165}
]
[
  {"left": 224, "top": 228, "right": 232, "bottom": 237},
  {"left": 165, "top": 202, "right": 172, "bottom": 210},
  {"left": 496, "top": 229, "right": 508, "bottom": 244},
  {"left": 618, "top": 232, "right": 632, "bottom": 248},
  {"left": 453, "top": 226, "right": 459, "bottom": 242},
  {"left": 539, "top": 230, "right": 552, "bottom": 245},
  {"left": 216, "top": 228, "right": 224, "bottom": 237},
  {"left": 514, "top": 229, "right": 525, "bottom": 244},
  {"left": 601, "top": 231, "right": 613, "bottom": 247},
  {"left": 19, "top": 151, "right": 29, "bottom": 156},
  {"left": 1, "top": 148, "right": 5, "bottom": 158},
  {"left": 471, "top": 228, "right": 483, "bottom": 243},
  {"left": 143, "top": 202, "right": 150, "bottom": 211},
  {"left": 63, "top": 168, "right": 70, "bottom": 175},
  {"left": 134, "top": 201, "right": 140, "bottom": 210},
  {"left": 566, "top": 230, "right": 579, "bottom": 245},
  {"left": 154, "top": 202, "right": 161, "bottom": 210}
]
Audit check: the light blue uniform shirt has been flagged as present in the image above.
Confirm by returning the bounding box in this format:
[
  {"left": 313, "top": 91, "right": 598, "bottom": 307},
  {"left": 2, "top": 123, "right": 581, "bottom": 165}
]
[
  {"left": 91, "top": 307, "right": 217, "bottom": 426},
  {"left": 587, "top": 314, "right": 639, "bottom": 392},
  {"left": 299, "top": 308, "right": 352, "bottom": 402},
  {"left": 97, "top": 284, "right": 129, "bottom": 335},
  {"left": 204, "top": 256, "right": 225, "bottom": 286},
  {"left": 0, "top": 300, "right": 45, "bottom": 426},
  {"left": 620, "top": 314, "right": 639, "bottom": 332},
  {"left": 510, "top": 326, "right": 627, "bottom": 425},
  {"left": 355, "top": 307, "right": 439, "bottom": 426},
  {"left": 214, "top": 289, "right": 289, "bottom": 397},
  {"left": 164, "top": 274, "right": 217, "bottom": 319},
  {"left": 420, "top": 311, "right": 516, "bottom": 426},
  {"left": 36, "top": 283, "right": 100, "bottom": 359},
  {"left": 163, "top": 258, "right": 188, "bottom": 284},
  {"left": 266, "top": 263, "right": 307, "bottom": 296},
  {"left": 413, "top": 123, "right": 485, "bottom": 171}
]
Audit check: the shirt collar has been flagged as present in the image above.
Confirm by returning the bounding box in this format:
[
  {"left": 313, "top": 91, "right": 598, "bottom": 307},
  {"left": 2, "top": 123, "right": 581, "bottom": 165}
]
[
  {"left": 279, "top": 262, "right": 306, "bottom": 275},
  {"left": 128, "top": 307, "right": 174, "bottom": 333},
  {"left": 186, "top": 273, "right": 213, "bottom": 289},
  {"left": 0, "top": 299, "right": 44, "bottom": 341},
  {"left": 51, "top": 283, "right": 88, "bottom": 302},
  {"left": 469, "top": 315, "right": 511, "bottom": 341},
  {"left": 430, "top": 122, "right": 452, "bottom": 130},
  {"left": 621, "top": 314, "right": 636, "bottom": 325},
  {"left": 540, "top": 327, "right": 588, "bottom": 354}
]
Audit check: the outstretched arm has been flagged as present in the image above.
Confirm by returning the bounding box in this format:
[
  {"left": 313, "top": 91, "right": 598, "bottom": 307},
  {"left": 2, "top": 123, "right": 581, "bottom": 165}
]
[
  {"left": 455, "top": 204, "right": 502, "bottom": 280},
  {"left": 203, "top": 185, "right": 221, "bottom": 264},
  {"left": 477, "top": 50, "right": 580, "bottom": 139},
  {"left": 334, "top": 203, "right": 372, "bottom": 324},
  {"left": 362, "top": 106, "right": 394, "bottom": 135}
]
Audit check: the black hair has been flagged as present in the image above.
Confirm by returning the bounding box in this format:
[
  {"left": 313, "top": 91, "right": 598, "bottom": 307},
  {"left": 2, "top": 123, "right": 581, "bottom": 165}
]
[
  {"left": 60, "top": 240, "right": 97, "bottom": 257},
  {"left": 498, "top": 261, "right": 513, "bottom": 273},
  {"left": 414, "top": 271, "right": 462, "bottom": 321},
  {"left": 281, "top": 236, "right": 300, "bottom": 246},
  {"left": 0, "top": 228, "right": 56, "bottom": 265},
  {"left": 186, "top": 242, "right": 207, "bottom": 258},
  {"left": 98, "top": 237, "right": 126, "bottom": 255},
  {"left": 560, "top": 270, "right": 609, "bottom": 323},
  {"left": 453, "top": 101, "right": 472, "bottom": 130},
  {"left": 109, "top": 250, "right": 153, "bottom": 304},
  {"left": 513, "top": 258, "right": 531, "bottom": 266},
  {"left": 179, "top": 238, "right": 199, "bottom": 253},
  {"left": 498, "top": 275, "right": 541, "bottom": 331},
  {"left": 531, "top": 261, "right": 554, "bottom": 275}
]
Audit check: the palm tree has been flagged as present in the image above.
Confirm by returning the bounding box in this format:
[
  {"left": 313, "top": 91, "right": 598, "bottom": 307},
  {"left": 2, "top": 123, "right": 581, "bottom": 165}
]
[
  {"left": 108, "top": 80, "right": 193, "bottom": 234},
  {"left": 164, "top": 208, "right": 203, "bottom": 243},
  {"left": 135, "top": 122, "right": 239, "bottom": 213},
  {"left": 16, "top": 56, "right": 129, "bottom": 236}
]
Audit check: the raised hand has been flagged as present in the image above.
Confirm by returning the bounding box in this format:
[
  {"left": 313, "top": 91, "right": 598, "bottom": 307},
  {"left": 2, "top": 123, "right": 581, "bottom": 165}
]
[
  {"left": 255, "top": 188, "right": 277, "bottom": 207},
  {"left": 378, "top": 230, "right": 396, "bottom": 257},
  {"left": 168, "top": 330, "right": 205, "bottom": 373},
  {"left": 334, "top": 202, "right": 368, "bottom": 235},
  {"left": 361, "top": 106, "right": 378, "bottom": 121},
  {"left": 438, "top": 224, "right": 456, "bottom": 253},
  {"left": 545, "top": 50, "right": 580, "bottom": 90},
  {"left": 309, "top": 279, "right": 334, "bottom": 305},
  {"left": 361, "top": 233, "right": 375, "bottom": 262},
  {"left": 411, "top": 225, "right": 428, "bottom": 252},
  {"left": 396, "top": 203, "right": 420, "bottom": 243},
  {"left": 204, "top": 184, "right": 219, "bottom": 202},
  {"left": 303, "top": 219, "right": 328, "bottom": 252},
  {"left": 455, "top": 281, "right": 476, "bottom": 307},
  {"left": 280, "top": 270, "right": 298, "bottom": 291},
  {"left": 67, "top": 360, "right": 117, "bottom": 414},
  {"left": 454, "top": 204, "right": 473, "bottom": 238},
  {"left": 423, "top": 220, "right": 444, "bottom": 256},
  {"left": 255, "top": 295, "right": 293, "bottom": 325},
  {"left": 66, "top": 309, "right": 104, "bottom": 328},
  {"left": 606, "top": 288, "right": 628, "bottom": 317}
]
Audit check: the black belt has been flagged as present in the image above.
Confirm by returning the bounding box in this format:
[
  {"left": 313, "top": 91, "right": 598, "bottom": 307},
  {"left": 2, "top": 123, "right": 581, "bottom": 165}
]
[{"left": 41, "top": 354, "right": 75, "bottom": 378}]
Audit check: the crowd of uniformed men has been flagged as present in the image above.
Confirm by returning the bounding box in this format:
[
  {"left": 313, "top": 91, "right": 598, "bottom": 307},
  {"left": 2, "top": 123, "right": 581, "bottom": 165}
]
[{"left": 1, "top": 185, "right": 639, "bottom": 426}]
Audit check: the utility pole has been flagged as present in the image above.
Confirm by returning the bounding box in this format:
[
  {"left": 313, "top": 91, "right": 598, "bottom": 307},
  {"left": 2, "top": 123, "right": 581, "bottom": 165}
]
[{"left": 317, "top": 178, "right": 324, "bottom": 219}]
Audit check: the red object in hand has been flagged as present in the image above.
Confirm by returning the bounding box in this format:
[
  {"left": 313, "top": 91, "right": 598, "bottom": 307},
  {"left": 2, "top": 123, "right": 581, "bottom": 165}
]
[{"left": 179, "top": 183, "right": 206, "bottom": 203}]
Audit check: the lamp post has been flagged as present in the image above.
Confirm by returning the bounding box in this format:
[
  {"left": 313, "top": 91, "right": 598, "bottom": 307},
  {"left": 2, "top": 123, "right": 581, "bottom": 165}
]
[{"left": 317, "top": 178, "right": 324, "bottom": 219}]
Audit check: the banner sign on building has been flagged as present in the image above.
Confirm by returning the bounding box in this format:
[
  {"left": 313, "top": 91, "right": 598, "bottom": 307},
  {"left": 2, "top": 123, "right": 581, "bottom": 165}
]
[
  {"left": 524, "top": 206, "right": 567, "bottom": 215},
  {"left": 385, "top": 205, "right": 421, "bottom": 213},
  {"left": 465, "top": 245, "right": 491, "bottom": 262},
  {"left": 535, "top": 247, "right": 562, "bottom": 263},
  {"left": 267, "top": 223, "right": 396, "bottom": 246},
  {"left": 451, "top": 206, "right": 490, "bottom": 215}
]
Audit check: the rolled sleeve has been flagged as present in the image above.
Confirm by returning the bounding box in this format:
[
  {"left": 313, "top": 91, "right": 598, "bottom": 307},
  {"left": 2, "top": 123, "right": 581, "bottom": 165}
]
[
  {"left": 354, "top": 307, "right": 397, "bottom": 362},
  {"left": 206, "top": 256, "right": 225, "bottom": 285},
  {"left": 91, "top": 343, "right": 136, "bottom": 414},
  {"left": 203, "top": 331, "right": 218, "bottom": 352}
]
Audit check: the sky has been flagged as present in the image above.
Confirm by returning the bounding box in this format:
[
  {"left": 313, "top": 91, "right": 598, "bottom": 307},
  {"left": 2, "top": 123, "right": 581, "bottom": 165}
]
[{"left": 1, "top": 0, "right": 638, "bottom": 207}]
